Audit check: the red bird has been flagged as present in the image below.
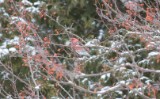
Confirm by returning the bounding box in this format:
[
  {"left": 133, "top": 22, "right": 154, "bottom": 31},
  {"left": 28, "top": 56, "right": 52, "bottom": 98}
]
[{"left": 70, "top": 38, "right": 90, "bottom": 56}]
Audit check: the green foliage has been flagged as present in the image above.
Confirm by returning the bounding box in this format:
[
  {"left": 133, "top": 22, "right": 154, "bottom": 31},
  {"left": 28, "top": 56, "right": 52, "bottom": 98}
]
[
  {"left": 0, "top": 0, "right": 160, "bottom": 98},
  {"left": 45, "top": 0, "right": 99, "bottom": 37},
  {"left": 84, "top": 57, "right": 103, "bottom": 74},
  {"left": 0, "top": 57, "right": 28, "bottom": 96},
  {"left": 41, "top": 82, "right": 57, "bottom": 98}
]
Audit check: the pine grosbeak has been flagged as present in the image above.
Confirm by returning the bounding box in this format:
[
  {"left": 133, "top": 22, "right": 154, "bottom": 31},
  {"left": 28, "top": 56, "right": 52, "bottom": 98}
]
[{"left": 70, "top": 38, "right": 90, "bottom": 56}]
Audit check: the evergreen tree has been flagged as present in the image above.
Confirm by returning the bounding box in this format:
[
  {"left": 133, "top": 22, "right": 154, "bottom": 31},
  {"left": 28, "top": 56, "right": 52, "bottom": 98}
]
[{"left": 0, "top": 0, "right": 160, "bottom": 98}]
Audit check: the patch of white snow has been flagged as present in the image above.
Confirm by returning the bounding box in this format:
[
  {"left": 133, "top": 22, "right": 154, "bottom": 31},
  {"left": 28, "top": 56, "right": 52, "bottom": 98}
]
[
  {"left": 148, "top": 51, "right": 159, "bottom": 58},
  {"left": 0, "top": 0, "right": 4, "bottom": 3}
]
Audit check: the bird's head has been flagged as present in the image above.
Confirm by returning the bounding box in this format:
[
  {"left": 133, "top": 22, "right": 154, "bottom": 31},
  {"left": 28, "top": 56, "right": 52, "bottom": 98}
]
[{"left": 70, "top": 38, "right": 79, "bottom": 43}]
